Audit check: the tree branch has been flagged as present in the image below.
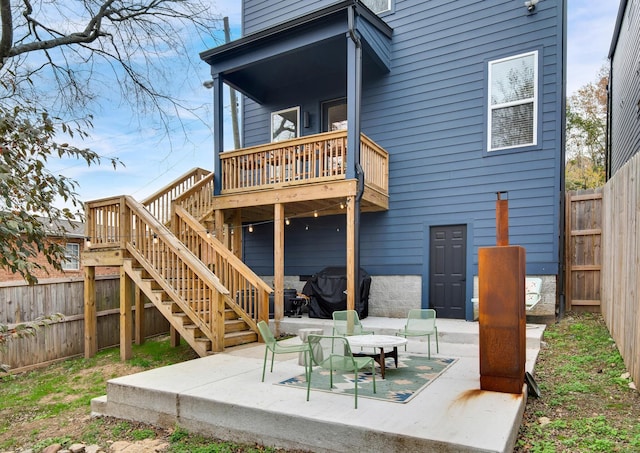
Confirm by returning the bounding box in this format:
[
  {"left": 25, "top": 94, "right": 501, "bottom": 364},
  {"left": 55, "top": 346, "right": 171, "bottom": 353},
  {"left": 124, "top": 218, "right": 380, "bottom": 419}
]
[
  {"left": 0, "top": 0, "right": 13, "bottom": 62},
  {"left": 1, "top": 0, "right": 223, "bottom": 165}
]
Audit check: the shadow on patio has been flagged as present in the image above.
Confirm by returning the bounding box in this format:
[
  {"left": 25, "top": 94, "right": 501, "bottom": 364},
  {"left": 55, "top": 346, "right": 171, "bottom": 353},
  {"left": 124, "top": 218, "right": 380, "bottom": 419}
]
[{"left": 92, "top": 317, "right": 545, "bottom": 453}]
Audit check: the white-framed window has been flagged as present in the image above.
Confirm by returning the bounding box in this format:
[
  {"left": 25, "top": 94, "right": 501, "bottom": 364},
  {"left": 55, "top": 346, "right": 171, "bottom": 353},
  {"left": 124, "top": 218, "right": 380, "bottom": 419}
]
[
  {"left": 271, "top": 107, "right": 300, "bottom": 142},
  {"left": 362, "top": 0, "right": 392, "bottom": 14},
  {"left": 488, "top": 51, "right": 538, "bottom": 151},
  {"left": 62, "top": 243, "right": 80, "bottom": 271}
]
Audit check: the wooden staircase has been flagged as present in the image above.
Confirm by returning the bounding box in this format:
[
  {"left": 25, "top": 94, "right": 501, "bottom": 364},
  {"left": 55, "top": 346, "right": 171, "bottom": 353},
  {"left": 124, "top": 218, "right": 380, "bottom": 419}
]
[
  {"left": 84, "top": 169, "right": 271, "bottom": 358},
  {"left": 123, "top": 258, "right": 257, "bottom": 356}
]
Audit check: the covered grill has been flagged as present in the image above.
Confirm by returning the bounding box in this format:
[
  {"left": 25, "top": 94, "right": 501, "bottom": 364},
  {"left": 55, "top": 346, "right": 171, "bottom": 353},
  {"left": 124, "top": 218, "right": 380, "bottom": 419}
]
[{"left": 302, "top": 266, "right": 371, "bottom": 319}]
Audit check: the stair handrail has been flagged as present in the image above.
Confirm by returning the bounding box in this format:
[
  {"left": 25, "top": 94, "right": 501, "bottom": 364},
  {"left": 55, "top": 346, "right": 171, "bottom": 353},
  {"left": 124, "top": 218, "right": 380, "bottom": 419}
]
[
  {"left": 123, "top": 196, "right": 230, "bottom": 349},
  {"left": 173, "top": 205, "right": 272, "bottom": 327},
  {"left": 173, "top": 172, "right": 215, "bottom": 223},
  {"left": 142, "top": 167, "right": 211, "bottom": 226}
]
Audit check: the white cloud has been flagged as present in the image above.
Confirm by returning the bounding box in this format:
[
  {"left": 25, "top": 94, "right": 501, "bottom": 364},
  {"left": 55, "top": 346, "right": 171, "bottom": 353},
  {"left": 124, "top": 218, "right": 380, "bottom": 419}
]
[{"left": 567, "top": 1, "right": 619, "bottom": 95}]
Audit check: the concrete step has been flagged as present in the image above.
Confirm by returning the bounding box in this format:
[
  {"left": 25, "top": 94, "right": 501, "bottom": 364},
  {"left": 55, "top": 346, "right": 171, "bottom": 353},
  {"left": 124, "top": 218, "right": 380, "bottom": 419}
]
[
  {"left": 275, "top": 315, "right": 545, "bottom": 350},
  {"left": 92, "top": 328, "right": 542, "bottom": 453}
]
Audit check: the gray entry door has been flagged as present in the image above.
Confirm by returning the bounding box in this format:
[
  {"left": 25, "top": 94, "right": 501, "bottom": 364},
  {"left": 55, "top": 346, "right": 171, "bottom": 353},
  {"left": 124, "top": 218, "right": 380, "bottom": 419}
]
[{"left": 429, "top": 225, "right": 466, "bottom": 319}]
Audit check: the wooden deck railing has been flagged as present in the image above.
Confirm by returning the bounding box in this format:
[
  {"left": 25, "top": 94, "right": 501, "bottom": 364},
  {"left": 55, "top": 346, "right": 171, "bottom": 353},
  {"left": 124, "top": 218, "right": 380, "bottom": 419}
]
[
  {"left": 173, "top": 205, "right": 271, "bottom": 326},
  {"left": 173, "top": 172, "right": 215, "bottom": 223},
  {"left": 85, "top": 195, "right": 233, "bottom": 348},
  {"left": 142, "top": 168, "right": 211, "bottom": 226},
  {"left": 361, "top": 134, "right": 389, "bottom": 194},
  {"left": 85, "top": 196, "right": 126, "bottom": 249},
  {"left": 219, "top": 131, "right": 388, "bottom": 194}
]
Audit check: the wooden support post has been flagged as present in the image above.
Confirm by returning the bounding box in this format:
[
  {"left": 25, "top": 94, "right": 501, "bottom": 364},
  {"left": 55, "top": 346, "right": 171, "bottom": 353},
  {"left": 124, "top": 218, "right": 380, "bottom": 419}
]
[
  {"left": 214, "top": 209, "right": 224, "bottom": 247},
  {"left": 134, "top": 286, "right": 145, "bottom": 345},
  {"left": 120, "top": 196, "right": 131, "bottom": 251},
  {"left": 170, "top": 326, "right": 180, "bottom": 348},
  {"left": 120, "top": 266, "right": 133, "bottom": 361},
  {"left": 213, "top": 290, "right": 225, "bottom": 352},
  {"left": 346, "top": 196, "right": 356, "bottom": 311},
  {"left": 232, "top": 209, "right": 242, "bottom": 258},
  {"left": 274, "top": 203, "right": 285, "bottom": 334},
  {"left": 84, "top": 266, "right": 97, "bottom": 358}
]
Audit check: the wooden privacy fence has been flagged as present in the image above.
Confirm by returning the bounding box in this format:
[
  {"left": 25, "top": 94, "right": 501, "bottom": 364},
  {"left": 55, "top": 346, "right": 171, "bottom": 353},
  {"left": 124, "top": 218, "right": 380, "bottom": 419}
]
[
  {"left": 601, "top": 153, "right": 640, "bottom": 391},
  {"left": 0, "top": 276, "right": 169, "bottom": 372},
  {"left": 564, "top": 188, "right": 603, "bottom": 310}
]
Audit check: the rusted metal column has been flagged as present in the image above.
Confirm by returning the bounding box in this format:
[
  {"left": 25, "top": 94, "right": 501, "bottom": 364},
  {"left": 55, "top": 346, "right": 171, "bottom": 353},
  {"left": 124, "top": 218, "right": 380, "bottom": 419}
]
[
  {"left": 478, "top": 192, "right": 526, "bottom": 394},
  {"left": 496, "top": 191, "right": 509, "bottom": 246}
]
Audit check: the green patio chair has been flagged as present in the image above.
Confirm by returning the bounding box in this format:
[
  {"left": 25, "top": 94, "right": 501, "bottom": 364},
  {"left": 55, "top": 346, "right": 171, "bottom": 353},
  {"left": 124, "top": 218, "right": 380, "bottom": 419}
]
[
  {"left": 306, "top": 334, "right": 376, "bottom": 409},
  {"left": 257, "top": 320, "right": 310, "bottom": 382},
  {"left": 332, "top": 310, "right": 374, "bottom": 336},
  {"left": 396, "top": 308, "right": 439, "bottom": 359}
]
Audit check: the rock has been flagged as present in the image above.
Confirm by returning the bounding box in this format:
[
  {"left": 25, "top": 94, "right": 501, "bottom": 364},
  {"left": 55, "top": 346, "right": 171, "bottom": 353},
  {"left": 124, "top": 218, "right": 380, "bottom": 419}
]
[
  {"left": 109, "top": 439, "right": 168, "bottom": 453},
  {"left": 42, "top": 444, "right": 63, "bottom": 453},
  {"left": 108, "top": 441, "right": 131, "bottom": 452},
  {"left": 538, "top": 416, "right": 551, "bottom": 426},
  {"left": 85, "top": 446, "right": 104, "bottom": 453},
  {"left": 629, "top": 382, "right": 636, "bottom": 390},
  {"left": 69, "top": 444, "right": 86, "bottom": 453},
  {"left": 621, "top": 372, "right": 630, "bottom": 379}
]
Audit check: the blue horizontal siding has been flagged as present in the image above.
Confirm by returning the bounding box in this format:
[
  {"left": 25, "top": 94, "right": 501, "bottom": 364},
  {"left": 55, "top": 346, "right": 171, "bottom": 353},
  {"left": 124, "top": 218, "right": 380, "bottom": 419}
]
[
  {"left": 243, "top": 0, "right": 336, "bottom": 35},
  {"left": 241, "top": 0, "right": 564, "bottom": 277},
  {"left": 610, "top": 0, "right": 640, "bottom": 174}
]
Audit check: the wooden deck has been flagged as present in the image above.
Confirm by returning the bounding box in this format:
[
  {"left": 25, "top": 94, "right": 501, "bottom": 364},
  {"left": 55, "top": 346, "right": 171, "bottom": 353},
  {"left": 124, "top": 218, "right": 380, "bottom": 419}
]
[
  {"left": 82, "top": 131, "right": 389, "bottom": 360},
  {"left": 215, "top": 131, "right": 388, "bottom": 223}
]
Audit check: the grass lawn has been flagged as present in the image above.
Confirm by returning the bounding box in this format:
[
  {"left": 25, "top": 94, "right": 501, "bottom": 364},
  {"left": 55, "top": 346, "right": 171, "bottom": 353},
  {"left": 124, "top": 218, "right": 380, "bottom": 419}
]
[
  {"left": 515, "top": 312, "right": 640, "bottom": 452},
  {"left": 1, "top": 312, "right": 639, "bottom": 452}
]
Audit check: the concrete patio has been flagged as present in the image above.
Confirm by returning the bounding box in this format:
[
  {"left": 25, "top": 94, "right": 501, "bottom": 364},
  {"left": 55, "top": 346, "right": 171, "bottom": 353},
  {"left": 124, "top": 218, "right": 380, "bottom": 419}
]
[{"left": 91, "top": 316, "right": 545, "bottom": 453}]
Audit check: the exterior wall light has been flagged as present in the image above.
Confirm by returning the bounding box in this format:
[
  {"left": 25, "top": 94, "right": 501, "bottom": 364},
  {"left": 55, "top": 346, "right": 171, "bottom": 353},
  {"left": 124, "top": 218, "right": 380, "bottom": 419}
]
[{"left": 524, "top": 0, "right": 540, "bottom": 12}]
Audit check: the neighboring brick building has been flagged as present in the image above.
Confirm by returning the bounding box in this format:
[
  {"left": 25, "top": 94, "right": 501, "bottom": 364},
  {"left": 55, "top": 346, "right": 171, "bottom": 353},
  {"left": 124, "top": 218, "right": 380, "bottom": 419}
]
[{"left": 0, "top": 217, "right": 117, "bottom": 283}]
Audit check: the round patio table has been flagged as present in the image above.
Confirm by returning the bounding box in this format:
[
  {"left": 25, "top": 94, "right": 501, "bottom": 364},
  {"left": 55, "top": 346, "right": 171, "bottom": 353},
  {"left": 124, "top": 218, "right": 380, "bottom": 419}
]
[{"left": 346, "top": 335, "right": 408, "bottom": 379}]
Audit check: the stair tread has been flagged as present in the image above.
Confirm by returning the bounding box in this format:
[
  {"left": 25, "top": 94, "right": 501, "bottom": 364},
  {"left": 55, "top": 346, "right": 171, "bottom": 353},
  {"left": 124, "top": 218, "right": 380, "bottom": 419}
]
[
  {"left": 123, "top": 241, "right": 262, "bottom": 356},
  {"left": 225, "top": 330, "right": 257, "bottom": 338}
]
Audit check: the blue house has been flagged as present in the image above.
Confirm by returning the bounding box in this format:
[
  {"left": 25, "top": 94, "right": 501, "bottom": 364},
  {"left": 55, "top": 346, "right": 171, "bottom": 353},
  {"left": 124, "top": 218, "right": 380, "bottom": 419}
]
[
  {"left": 199, "top": 0, "right": 567, "bottom": 321},
  {"left": 81, "top": 0, "right": 567, "bottom": 359},
  {"left": 608, "top": 0, "right": 640, "bottom": 178}
]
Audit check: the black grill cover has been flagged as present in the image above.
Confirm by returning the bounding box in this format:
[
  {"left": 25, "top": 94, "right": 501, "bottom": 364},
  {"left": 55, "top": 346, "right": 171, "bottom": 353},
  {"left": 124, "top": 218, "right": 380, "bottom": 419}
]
[{"left": 302, "top": 266, "right": 371, "bottom": 319}]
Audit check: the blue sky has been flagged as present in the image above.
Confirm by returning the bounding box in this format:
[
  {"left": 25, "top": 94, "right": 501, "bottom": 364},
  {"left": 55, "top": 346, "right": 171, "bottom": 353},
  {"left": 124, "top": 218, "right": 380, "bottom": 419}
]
[{"left": 52, "top": 0, "right": 621, "bottom": 212}]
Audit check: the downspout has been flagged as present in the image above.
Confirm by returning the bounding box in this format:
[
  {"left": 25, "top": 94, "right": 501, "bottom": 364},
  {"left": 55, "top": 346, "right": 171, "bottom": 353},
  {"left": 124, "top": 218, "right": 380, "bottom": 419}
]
[
  {"left": 212, "top": 75, "right": 224, "bottom": 196},
  {"left": 348, "top": 5, "right": 361, "bottom": 51},
  {"left": 348, "top": 5, "right": 363, "bottom": 310},
  {"left": 356, "top": 162, "right": 365, "bottom": 201},
  {"left": 606, "top": 59, "right": 612, "bottom": 180},
  {"left": 557, "top": 0, "right": 568, "bottom": 321}
]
